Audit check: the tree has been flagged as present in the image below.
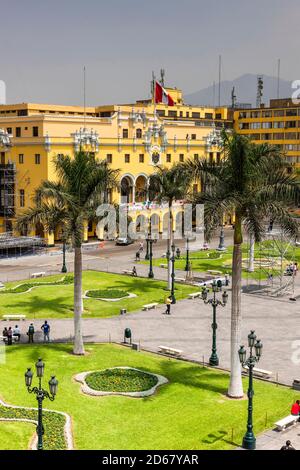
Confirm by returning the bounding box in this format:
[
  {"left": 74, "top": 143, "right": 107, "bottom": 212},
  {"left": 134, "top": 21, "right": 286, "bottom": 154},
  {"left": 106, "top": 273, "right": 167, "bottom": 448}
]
[
  {"left": 149, "top": 165, "right": 192, "bottom": 289},
  {"left": 184, "top": 131, "right": 300, "bottom": 397},
  {"left": 16, "top": 150, "right": 119, "bottom": 355}
]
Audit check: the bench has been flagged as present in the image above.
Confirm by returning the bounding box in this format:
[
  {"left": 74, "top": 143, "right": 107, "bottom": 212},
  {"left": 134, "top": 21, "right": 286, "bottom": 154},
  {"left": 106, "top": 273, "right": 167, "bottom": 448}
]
[
  {"left": 159, "top": 263, "right": 168, "bottom": 268},
  {"left": 174, "top": 277, "right": 186, "bottom": 282},
  {"left": 2, "top": 314, "right": 26, "bottom": 321},
  {"left": 243, "top": 365, "right": 272, "bottom": 379},
  {"left": 159, "top": 345, "right": 183, "bottom": 357},
  {"left": 188, "top": 292, "right": 202, "bottom": 299},
  {"left": 122, "top": 269, "right": 135, "bottom": 276},
  {"left": 142, "top": 303, "right": 159, "bottom": 311},
  {"left": 275, "top": 415, "right": 299, "bottom": 431},
  {"left": 0, "top": 335, "right": 20, "bottom": 343},
  {"left": 31, "top": 272, "right": 45, "bottom": 278},
  {"left": 207, "top": 270, "right": 223, "bottom": 275}
]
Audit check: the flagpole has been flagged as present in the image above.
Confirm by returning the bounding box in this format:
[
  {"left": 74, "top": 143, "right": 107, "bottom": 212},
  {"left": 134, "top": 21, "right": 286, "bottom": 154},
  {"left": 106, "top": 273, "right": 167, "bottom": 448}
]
[{"left": 153, "top": 72, "right": 157, "bottom": 121}]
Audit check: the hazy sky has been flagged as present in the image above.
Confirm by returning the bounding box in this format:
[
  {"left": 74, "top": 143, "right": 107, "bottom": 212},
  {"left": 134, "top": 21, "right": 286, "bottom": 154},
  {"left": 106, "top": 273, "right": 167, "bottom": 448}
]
[{"left": 1, "top": 0, "right": 299, "bottom": 105}]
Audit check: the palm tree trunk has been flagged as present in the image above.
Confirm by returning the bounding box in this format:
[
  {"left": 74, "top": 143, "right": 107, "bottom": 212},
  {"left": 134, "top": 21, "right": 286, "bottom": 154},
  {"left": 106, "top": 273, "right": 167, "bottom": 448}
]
[
  {"left": 228, "top": 215, "right": 244, "bottom": 398},
  {"left": 73, "top": 245, "right": 85, "bottom": 355},
  {"left": 167, "top": 202, "right": 173, "bottom": 290},
  {"left": 248, "top": 233, "right": 255, "bottom": 272}
]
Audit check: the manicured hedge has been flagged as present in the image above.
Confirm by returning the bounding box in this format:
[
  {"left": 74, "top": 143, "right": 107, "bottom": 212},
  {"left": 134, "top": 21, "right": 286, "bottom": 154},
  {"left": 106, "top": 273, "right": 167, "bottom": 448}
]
[
  {"left": 85, "top": 368, "right": 158, "bottom": 392},
  {"left": 0, "top": 275, "right": 74, "bottom": 294},
  {"left": 86, "top": 289, "right": 128, "bottom": 299},
  {"left": 0, "top": 405, "right": 66, "bottom": 450}
]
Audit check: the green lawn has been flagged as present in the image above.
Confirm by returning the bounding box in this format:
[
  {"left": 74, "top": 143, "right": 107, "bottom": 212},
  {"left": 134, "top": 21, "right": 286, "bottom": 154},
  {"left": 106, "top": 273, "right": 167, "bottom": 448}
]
[
  {"left": 146, "top": 242, "right": 300, "bottom": 281},
  {"left": 0, "top": 421, "right": 35, "bottom": 450},
  {"left": 0, "top": 343, "right": 298, "bottom": 450},
  {"left": 0, "top": 271, "right": 198, "bottom": 320}
]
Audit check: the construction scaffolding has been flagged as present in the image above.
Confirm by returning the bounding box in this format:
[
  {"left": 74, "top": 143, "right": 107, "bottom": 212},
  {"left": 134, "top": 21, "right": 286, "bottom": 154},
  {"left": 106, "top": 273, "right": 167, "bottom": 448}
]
[
  {"left": 245, "top": 228, "right": 296, "bottom": 297},
  {"left": 0, "top": 163, "right": 16, "bottom": 231},
  {"left": 0, "top": 232, "right": 45, "bottom": 258}
]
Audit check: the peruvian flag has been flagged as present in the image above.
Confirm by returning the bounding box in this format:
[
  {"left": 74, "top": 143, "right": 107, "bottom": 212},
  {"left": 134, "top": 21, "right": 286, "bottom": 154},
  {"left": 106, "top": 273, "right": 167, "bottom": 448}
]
[{"left": 155, "top": 81, "right": 175, "bottom": 106}]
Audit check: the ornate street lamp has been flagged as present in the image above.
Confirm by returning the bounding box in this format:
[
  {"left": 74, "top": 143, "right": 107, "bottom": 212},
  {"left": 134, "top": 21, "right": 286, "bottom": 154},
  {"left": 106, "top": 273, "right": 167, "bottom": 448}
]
[
  {"left": 145, "top": 218, "right": 152, "bottom": 260},
  {"left": 145, "top": 237, "right": 150, "bottom": 260},
  {"left": 216, "top": 225, "right": 226, "bottom": 251},
  {"left": 148, "top": 234, "right": 154, "bottom": 279},
  {"left": 25, "top": 358, "right": 58, "bottom": 450},
  {"left": 170, "top": 243, "right": 176, "bottom": 304},
  {"left": 201, "top": 280, "right": 228, "bottom": 366},
  {"left": 184, "top": 237, "right": 190, "bottom": 272},
  {"left": 238, "top": 331, "right": 263, "bottom": 450},
  {"left": 61, "top": 241, "right": 67, "bottom": 273}
]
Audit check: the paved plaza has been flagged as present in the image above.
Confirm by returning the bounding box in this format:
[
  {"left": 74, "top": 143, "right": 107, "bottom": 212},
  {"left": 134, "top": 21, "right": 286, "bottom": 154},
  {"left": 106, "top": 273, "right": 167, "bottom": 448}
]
[
  {"left": 1, "top": 276, "right": 300, "bottom": 386},
  {"left": 1, "top": 230, "right": 300, "bottom": 450}
]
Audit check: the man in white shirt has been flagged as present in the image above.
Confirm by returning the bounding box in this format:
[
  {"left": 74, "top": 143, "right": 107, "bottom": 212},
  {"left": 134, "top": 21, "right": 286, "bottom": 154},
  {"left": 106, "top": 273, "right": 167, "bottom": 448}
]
[{"left": 12, "top": 325, "right": 21, "bottom": 342}]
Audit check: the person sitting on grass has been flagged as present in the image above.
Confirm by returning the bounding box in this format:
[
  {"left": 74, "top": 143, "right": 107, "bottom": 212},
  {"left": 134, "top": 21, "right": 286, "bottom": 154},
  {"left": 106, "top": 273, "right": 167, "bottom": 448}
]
[
  {"left": 280, "top": 440, "right": 296, "bottom": 450},
  {"left": 12, "top": 325, "right": 21, "bottom": 342},
  {"left": 27, "top": 323, "right": 35, "bottom": 343}
]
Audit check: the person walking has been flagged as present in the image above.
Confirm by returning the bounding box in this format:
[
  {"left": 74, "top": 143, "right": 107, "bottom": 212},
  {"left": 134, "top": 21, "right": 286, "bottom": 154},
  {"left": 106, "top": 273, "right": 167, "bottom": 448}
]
[
  {"left": 132, "top": 266, "right": 137, "bottom": 277},
  {"left": 27, "top": 323, "right": 35, "bottom": 343},
  {"left": 164, "top": 296, "right": 172, "bottom": 315},
  {"left": 41, "top": 321, "right": 50, "bottom": 342}
]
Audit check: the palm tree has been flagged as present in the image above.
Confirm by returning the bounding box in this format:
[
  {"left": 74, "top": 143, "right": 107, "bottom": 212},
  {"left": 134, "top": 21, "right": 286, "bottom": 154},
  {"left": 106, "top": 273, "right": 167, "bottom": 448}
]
[
  {"left": 184, "top": 131, "right": 300, "bottom": 397},
  {"left": 16, "top": 150, "right": 119, "bottom": 355},
  {"left": 149, "top": 165, "right": 192, "bottom": 289}
]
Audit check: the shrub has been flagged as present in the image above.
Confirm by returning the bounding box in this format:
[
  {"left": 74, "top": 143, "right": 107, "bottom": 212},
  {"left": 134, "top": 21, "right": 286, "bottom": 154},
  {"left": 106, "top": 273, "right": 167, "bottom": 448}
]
[
  {"left": 0, "top": 275, "right": 74, "bottom": 294},
  {"left": 86, "top": 289, "right": 128, "bottom": 299},
  {"left": 0, "top": 405, "right": 66, "bottom": 450},
  {"left": 85, "top": 368, "right": 158, "bottom": 392}
]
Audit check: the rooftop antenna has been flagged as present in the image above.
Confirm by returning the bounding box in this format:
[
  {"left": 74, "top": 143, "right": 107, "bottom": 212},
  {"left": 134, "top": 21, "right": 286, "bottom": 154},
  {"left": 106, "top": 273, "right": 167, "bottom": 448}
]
[
  {"left": 213, "top": 81, "right": 216, "bottom": 107},
  {"left": 256, "top": 75, "right": 264, "bottom": 107},
  {"left": 277, "top": 58, "right": 281, "bottom": 99},
  {"left": 218, "top": 55, "right": 222, "bottom": 107},
  {"left": 83, "top": 66, "right": 86, "bottom": 129},
  {"left": 151, "top": 71, "right": 155, "bottom": 101},
  {"left": 160, "top": 68, "right": 165, "bottom": 87},
  {"left": 231, "top": 86, "right": 237, "bottom": 108}
]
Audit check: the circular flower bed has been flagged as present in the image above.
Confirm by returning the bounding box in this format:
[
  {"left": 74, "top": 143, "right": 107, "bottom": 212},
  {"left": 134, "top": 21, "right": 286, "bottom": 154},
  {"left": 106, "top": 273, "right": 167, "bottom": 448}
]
[
  {"left": 75, "top": 367, "right": 168, "bottom": 398},
  {"left": 85, "top": 289, "right": 128, "bottom": 299},
  {"left": 86, "top": 368, "right": 158, "bottom": 392}
]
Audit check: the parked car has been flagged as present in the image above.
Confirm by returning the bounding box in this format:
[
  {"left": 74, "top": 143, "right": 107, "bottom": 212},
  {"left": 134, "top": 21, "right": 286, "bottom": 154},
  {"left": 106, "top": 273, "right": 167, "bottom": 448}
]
[{"left": 115, "top": 237, "right": 134, "bottom": 246}]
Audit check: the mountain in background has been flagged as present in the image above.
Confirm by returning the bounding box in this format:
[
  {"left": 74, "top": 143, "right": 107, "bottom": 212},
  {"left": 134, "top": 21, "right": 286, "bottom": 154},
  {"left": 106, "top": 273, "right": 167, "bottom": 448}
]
[{"left": 184, "top": 74, "right": 293, "bottom": 107}]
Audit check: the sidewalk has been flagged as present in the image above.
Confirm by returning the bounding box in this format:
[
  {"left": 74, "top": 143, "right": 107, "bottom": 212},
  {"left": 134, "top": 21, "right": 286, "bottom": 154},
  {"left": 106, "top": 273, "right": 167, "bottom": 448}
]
[{"left": 255, "top": 423, "right": 300, "bottom": 450}]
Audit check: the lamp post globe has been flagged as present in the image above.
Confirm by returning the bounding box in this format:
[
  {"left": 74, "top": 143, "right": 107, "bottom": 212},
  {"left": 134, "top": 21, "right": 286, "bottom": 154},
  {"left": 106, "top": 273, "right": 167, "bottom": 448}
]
[
  {"left": 25, "top": 368, "right": 33, "bottom": 388},
  {"left": 35, "top": 358, "right": 45, "bottom": 378},
  {"left": 49, "top": 376, "right": 58, "bottom": 397}
]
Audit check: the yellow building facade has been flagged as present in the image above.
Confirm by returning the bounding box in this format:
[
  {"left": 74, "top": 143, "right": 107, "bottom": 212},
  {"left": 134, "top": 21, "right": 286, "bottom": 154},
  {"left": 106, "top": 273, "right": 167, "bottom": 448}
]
[
  {"left": 0, "top": 88, "right": 231, "bottom": 244},
  {"left": 234, "top": 98, "right": 300, "bottom": 169}
]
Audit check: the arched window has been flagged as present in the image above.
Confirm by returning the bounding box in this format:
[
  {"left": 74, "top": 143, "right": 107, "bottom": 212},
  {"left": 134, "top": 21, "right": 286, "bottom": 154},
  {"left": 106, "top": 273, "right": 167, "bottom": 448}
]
[{"left": 136, "top": 128, "right": 142, "bottom": 139}]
